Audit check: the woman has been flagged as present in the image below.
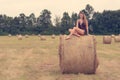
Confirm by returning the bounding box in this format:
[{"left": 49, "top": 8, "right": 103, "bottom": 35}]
[{"left": 66, "top": 11, "right": 88, "bottom": 39}]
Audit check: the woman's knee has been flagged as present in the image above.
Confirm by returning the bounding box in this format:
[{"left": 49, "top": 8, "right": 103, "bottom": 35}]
[
  {"left": 73, "top": 27, "right": 77, "bottom": 29},
  {"left": 73, "top": 27, "right": 78, "bottom": 31},
  {"left": 69, "top": 29, "right": 72, "bottom": 32}
]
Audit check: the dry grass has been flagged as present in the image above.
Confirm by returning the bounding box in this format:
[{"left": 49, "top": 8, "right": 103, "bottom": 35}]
[{"left": 0, "top": 35, "right": 119, "bottom": 80}]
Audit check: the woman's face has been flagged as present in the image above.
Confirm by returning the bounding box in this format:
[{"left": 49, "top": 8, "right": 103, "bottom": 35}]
[{"left": 79, "top": 13, "right": 84, "bottom": 19}]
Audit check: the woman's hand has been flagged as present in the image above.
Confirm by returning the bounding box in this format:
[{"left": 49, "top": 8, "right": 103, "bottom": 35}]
[{"left": 87, "top": 28, "right": 89, "bottom": 35}]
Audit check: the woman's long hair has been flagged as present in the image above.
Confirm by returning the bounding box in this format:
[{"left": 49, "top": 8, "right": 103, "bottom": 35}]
[{"left": 79, "top": 11, "right": 88, "bottom": 26}]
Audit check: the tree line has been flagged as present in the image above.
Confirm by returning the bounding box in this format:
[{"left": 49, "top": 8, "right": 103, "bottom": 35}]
[{"left": 0, "top": 4, "right": 120, "bottom": 35}]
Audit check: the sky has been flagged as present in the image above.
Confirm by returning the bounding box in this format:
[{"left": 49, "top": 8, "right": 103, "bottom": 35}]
[{"left": 0, "top": 0, "right": 120, "bottom": 20}]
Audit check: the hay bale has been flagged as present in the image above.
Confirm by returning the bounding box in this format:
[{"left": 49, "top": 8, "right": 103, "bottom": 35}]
[
  {"left": 38, "top": 34, "right": 41, "bottom": 37},
  {"left": 51, "top": 34, "right": 55, "bottom": 39},
  {"left": 59, "top": 35, "right": 99, "bottom": 74},
  {"left": 111, "top": 34, "right": 115, "bottom": 38},
  {"left": 8, "top": 34, "right": 12, "bottom": 37},
  {"left": 103, "top": 36, "right": 112, "bottom": 44},
  {"left": 32, "top": 34, "right": 35, "bottom": 36},
  {"left": 114, "top": 36, "right": 120, "bottom": 42},
  {"left": 40, "top": 36, "right": 46, "bottom": 40},
  {"left": 18, "top": 35, "right": 22, "bottom": 40},
  {"left": 25, "top": 35, "right": 29, "bottom": 38}
]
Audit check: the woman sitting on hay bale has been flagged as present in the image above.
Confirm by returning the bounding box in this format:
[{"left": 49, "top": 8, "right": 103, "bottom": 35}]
[
  {"left": 59, "top": 12, "right": 99, "bottom": 74},
  {"left": 66, "top": 11, "right": 88, "bottom": 39}
]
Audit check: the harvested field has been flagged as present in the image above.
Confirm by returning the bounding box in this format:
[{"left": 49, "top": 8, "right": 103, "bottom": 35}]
[{"left": 0, "top": 35, "right": 119, "bottom": 80}]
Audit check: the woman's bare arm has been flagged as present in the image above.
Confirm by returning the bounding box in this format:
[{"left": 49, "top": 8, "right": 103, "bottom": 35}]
[
  {"left": 76, "top": 20, "right": 79, "bottom": 28},
  {"left": 86, "top": 20, "right": 89, "bottom": 34}
]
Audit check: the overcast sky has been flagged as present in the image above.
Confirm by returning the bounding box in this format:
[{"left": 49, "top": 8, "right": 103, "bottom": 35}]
[{"left": 0, "top": 0, "right": 120, "bottom": 20}]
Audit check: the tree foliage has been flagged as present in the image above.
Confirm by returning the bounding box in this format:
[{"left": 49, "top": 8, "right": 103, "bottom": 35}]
[
  {"left": 91, "top": 10, "right": 120, "bottom": 35},
  {"left": 0, "top": 5, "right": 120, "bottom": 35}
]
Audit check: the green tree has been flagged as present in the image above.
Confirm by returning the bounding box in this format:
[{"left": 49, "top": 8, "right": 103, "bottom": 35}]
[
  {"left": 91, "top": 10, "right": 120, "bottom": 35},
  {"left": 81, "top": 4, "right": 94, "bottom": 20},
  {"left": 37, "top": 9, "right": 53, "bottom": 34},
  {"left": 37, "top": 9, "right": 52, "bottom": 27},
  {"left": 53, "top": 15, "right": 61, "bottom": 27},
  {"left": 61, "top": 12, "right": 71, "bottom": 34},
  {"left": 71, "top": 12, "right": 78, "bottom": 27},
  {"left": 17, "top": 13, "right": 27, "bottom": 34},
  {"left": 0, "top": 15, "right": 13, "bottom": 34},
  {"left": 27, "top": 13, "right": 37, "bottom": 26}
]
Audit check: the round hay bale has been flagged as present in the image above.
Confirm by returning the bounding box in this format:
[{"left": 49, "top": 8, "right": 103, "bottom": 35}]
[
  {"left": 114, "top": 36, "right": 120, "bottom": 42},
  {"left": 51, "top": 34, "right": 55, "bottom": 39},
  {"left": 25, "top": 35, "right": 29, "bottom": 38},
  {"left": 103, "top": 36, "right": 112, "bottom": 44},
  {"left": 59, "top": 35, "right": 99, "bottom": 74},
  {"left": 32, "top": 34, "right": 35, "bottom": 36},
  {"left": 18, "top": 35, "right": 22, "bottom": 40},
  {"left": 38, "top": 34, "right": 41, "bottom": 37},
  {"left": 8, "top": 34, "right": 12, "bottom": 37},
  {"left": 40, "top": 36, "right": 46, "bottom": 40},
  {"left": 111, "top": 34, "right": 115, "bottom": 38}
]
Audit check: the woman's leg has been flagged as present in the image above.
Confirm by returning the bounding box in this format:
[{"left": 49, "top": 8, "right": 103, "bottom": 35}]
[
  {"left": 66, "top": 27, "right": 80, "bottom": 40},
  {"left": 65, "top": 28, "right": 74, "bottom": 40},
  {"left": 74, "top": 27, "right": 85, "bottom": 35},
  {"left": 73, "top": 32, "right": 81, "bottom": 37},
  {"left": 69, "top": 28, "right": 75, "bottom": 36}
]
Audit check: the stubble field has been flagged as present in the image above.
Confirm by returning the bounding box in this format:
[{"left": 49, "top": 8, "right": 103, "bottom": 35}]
[{"left": 0, "top": 35, "right": 119, "bottom": 80}]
